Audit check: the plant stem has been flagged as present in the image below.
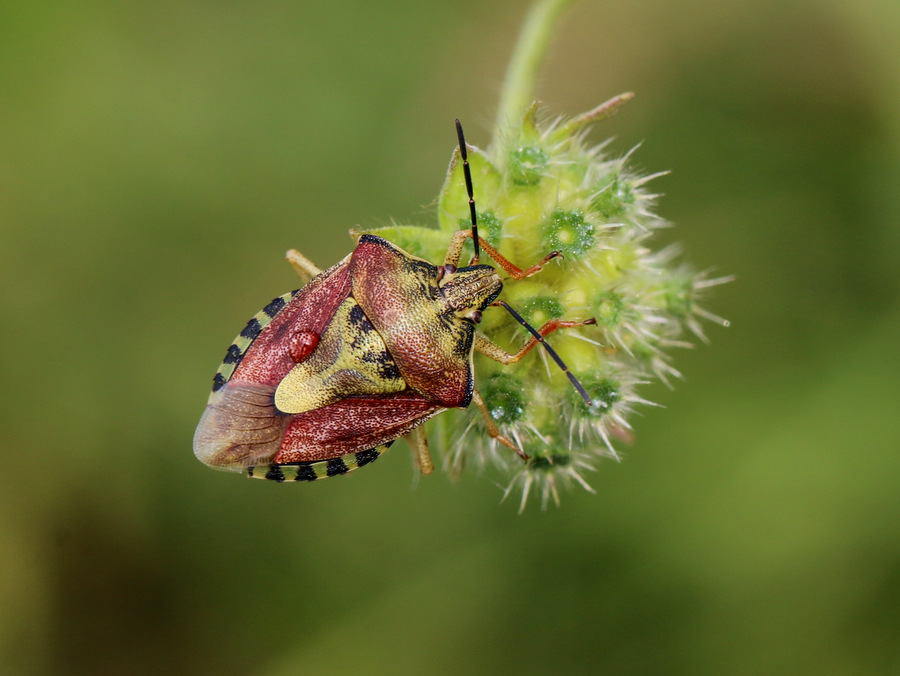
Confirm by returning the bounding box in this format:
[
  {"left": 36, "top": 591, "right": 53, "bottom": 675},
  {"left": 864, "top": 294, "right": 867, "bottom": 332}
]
[{"left": 492, "top": 0, "right": 579, "bottom": 145}]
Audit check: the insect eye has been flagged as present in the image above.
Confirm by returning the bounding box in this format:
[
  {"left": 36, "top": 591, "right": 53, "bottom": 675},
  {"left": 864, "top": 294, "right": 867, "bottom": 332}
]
[{"left": 469, "top": 309, "right": 483, "bottom": 324}]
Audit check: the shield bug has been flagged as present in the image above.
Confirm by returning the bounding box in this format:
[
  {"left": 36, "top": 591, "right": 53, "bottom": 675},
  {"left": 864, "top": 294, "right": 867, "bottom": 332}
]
[{"left": 193, "top": 121, "right": 597, "bottom": 482}]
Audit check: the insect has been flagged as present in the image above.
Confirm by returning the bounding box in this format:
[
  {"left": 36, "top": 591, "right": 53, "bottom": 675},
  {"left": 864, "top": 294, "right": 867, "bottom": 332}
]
[{"left": 193, "top": 121, "right": 596, "bottom": 482}]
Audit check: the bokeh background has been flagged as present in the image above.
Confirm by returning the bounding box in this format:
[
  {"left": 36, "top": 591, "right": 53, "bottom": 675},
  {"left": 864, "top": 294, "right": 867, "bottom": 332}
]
[{"left": 3, "top": 0, "right": 900, "bottom": 673}]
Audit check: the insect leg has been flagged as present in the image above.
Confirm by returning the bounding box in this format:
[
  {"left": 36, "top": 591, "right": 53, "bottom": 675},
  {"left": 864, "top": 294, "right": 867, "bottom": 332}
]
[
  {"left": 404, "top": 426, "right": 434, "bottom": 475},
  {"left": 285, "top": 249, "right": 322, "bottom": 282},
  {"left": 471, "top": 390, "right": 529, "bottom": 460},
  {"left": 442, "top": 229, "right": 468, "bottom": 269},
  {"left": 483, "top": 302, "right": 595, "bottom": 405},
  {"left": 475, "top": 318, "right": 596, "bottom": 364},
  {"left": 443, "top": 229, "right": 561, "bottom": 280}
]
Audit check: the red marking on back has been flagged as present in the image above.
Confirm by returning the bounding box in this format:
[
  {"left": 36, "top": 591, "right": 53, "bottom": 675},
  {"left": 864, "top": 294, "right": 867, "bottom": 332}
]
[
  {"left": 289, "top": 330, "right": 320, "bottom": 363},
  {"left": 233, "top": 258, "right": 352, "bottom": 387},
  {"left": 274, "top": 392, "right": 441, "bottom": 463}
]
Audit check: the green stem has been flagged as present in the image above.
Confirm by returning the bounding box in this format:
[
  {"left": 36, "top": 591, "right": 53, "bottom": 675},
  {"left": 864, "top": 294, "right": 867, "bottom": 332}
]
[{"left": 492, "top": 0, "right": 579, "bottom": 145}]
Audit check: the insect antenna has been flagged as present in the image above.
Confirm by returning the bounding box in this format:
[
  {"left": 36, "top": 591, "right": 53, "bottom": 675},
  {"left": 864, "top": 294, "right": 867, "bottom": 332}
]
[
  {"left": 455, "top": 119, "right": 480, "bottom": 263},
  {"left": 495, "top": 300, "right": 595, "bottom": 407},
  {"left": 454, "top": 121, "right": 594, "bottom": 408}
]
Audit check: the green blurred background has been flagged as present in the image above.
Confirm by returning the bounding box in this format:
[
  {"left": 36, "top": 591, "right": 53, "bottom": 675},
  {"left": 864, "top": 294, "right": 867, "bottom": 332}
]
[{"left": 3, "top": 0, "right": 899, "bottom": 673}]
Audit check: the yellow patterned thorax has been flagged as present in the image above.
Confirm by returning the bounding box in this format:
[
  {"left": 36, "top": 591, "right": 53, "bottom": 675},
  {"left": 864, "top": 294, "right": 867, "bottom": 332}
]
[{"left": 274, "top": 297, "right": 407, "bottom": 414}]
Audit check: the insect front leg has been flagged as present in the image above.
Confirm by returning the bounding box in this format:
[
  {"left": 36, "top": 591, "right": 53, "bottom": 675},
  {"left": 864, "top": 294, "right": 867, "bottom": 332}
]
[
  {"left": 443, "top": 230, "right": 561, "bottom": 279},
  {"left": 285, "top": 249, "right": 322, "bottom": 283},
  {"left": 474, "top": 318, "right": 596, "bottom": 365},
  {"left": 478, "top": 309, "right": 597, "bottom": 406}
]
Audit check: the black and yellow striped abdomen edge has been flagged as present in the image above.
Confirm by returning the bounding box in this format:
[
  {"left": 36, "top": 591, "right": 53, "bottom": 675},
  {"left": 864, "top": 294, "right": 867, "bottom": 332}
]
[
  {"left": 247, "top": 443, "right": 391, "bottom": 482},
  {"left": 210, "top": 290, "right": 300, "bottom": 395}
]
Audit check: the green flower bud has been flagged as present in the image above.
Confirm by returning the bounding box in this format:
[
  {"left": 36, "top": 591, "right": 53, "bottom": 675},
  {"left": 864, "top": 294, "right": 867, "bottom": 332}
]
[
  {"left": 592, "top": 291, "right": 625, "bottom": 329},
  {"left": 520, "top": 296, "right": 564, "bottom": 326},
  {"left": 542, "top": 208, "right": 595, "bottom": 257},
  {"left": 482, "top": 373, "right": 528, "bottom": 426},
  {"left": 590, "top": 173, "right": 635, "bottom": 219},
  {"left": 459, "top": 210, "right": 504, "bottom": 246},
  {"left": 508, "top": 146, "right": 548, "bottom": 186}
]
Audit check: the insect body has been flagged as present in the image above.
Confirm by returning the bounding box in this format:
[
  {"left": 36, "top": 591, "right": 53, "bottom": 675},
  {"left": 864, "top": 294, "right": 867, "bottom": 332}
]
[{"left": 193, "top": 122, "right": 595, "bottom": 482}]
